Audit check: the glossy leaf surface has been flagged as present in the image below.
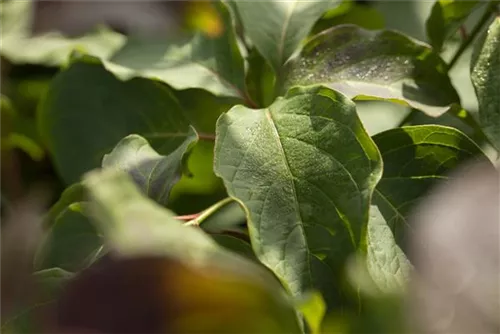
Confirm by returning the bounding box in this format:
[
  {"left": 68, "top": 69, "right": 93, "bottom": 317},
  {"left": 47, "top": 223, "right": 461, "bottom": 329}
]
[
  {"left": 234, "top": 0, "right": 337, "bottom": 73},
  {"left": 471, "top": 17, "right": 500, "bottom": 151},
  {"left": 286, "top": 25, "right": 460, "bottom": 116}
]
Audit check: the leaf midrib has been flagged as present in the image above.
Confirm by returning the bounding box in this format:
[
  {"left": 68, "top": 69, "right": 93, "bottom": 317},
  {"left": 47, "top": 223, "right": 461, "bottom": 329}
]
[{"left": 264, "top": 108, "right": 314, "bottom": 290}]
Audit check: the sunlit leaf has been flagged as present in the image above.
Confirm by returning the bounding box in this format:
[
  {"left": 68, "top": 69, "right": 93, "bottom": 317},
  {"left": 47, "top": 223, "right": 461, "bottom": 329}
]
[
  {"left": 214, "top": 85, "right": 382, "bottom": 308},
  {"left": 471, "top": 17, "right": 500, "bottom": 151},
  {"left": 234, "top": 0, "right": 339, "bottom": 73},
  {"left": 285, "top": 25, "right": 460, "bottom": 116}
]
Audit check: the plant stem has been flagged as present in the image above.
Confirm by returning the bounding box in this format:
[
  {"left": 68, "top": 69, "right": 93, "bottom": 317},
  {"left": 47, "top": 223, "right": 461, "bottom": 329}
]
[
  {"left": 447, "top": 2, "right": 496, "bottom": 71},
  {"left": 198, "top": 132, "right": 216, "bottom": 141},
  {"left": 399, "top": 3, "right": 497, "bottom": 128},
  {"left": 175, "top": 213, "right": 200, "bottom": 221},
  {"left": 184, "top": 197, "right": 234, "bottom": 226}
]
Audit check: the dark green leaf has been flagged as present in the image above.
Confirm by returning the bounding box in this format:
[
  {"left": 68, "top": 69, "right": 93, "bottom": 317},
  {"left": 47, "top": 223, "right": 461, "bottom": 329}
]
[
  {"left": 1, "top": 268, "right": 72, "bottom": 334},
  {"left": 103, "top": 2, "right": 251, "bottom": 103},
  {"left": 39, "top": 56, "right": 192, "bottom": 184},
  {"left": 426, "top": 0, "right": 483, "bottom": 52},
  {"left": 471, "top": 17, "right": 500, "bottom": 151},
  {"left": 211, "top": 234, "right": 256, "bottom": 261},
  {"left": 311, "top": 1, "right": 385, "bottom": 36},
  {"left": 234, "top": 0, "right": 338, "bottom": 73},
  {"left": 285, "top": 25, "right": 460, "bottom": 116},
  {"left": 245, "top": 48, "right": 277, "bottom": 108},
  {"left": 102, "top": 131, "right": 197, "bottom": 206},
  {"left": 372, "top": 125, "right": 489, "bottom": 245},
  {"left": 214, "top": 85, "right": 383, "bottom": 308},
  {"left": 0, "top": 0, "right": 124, "bottom": 66},
  {"left": 35, "top": 203, "right": 102, "bottom": 272},
  {"left": 365, "top": 205, "right": 412, "bottom": 294}
]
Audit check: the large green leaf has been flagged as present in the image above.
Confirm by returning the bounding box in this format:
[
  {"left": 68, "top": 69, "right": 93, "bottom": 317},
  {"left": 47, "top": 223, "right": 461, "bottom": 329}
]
[
  {"left": 214, "top": 85, "right": 383, "bottom": 307},
  {"left": 81, "top": 169, "right": 302, "bottom": 334},
  {"left": 426, "top": 0, "right": 484, "bottom": 52},
  {"left": 372, "top": 125, "right": 489, "bottom": 244},
  {"left": 285, "top": 25, "right": 460, "bottom": 117},
  {"left": 233, "top": 0, "right": 338, "bottom": 74},
  {"left": 39, "top": 55, "right": 192, "bottom": 184},
  {"left": 1, "top": 268, "right": 72, "bottom": 334},
  {"left": 34, "top": 203, "right": 102, "bottom": 272},
  {"left": 471, "top": 17, "right": 500, "bottom": 151},
  {"left": 0, "top": 0, "right": 124, "bottom": 66},
  {"left": 102, "top": 1, "right": 252, "bottom": 104},
  {"left": 365, "top": 205, "right": 412, "bottom": 294},
  {"left": 102, "top": 131, "right": 197, "bottom": 206}
]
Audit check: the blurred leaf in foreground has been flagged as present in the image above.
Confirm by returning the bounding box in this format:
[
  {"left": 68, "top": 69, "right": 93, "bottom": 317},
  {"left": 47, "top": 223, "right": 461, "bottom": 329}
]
[
  {"left": 52, "top": 169, "right": 302, "bottom": 334},
  {"left": 408, "top": 160, "right": 499, "bottom": 333}
]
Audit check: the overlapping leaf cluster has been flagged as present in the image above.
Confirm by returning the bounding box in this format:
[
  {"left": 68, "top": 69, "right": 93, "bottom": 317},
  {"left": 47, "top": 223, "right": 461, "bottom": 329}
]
[{"left": 1, "top": 0, "right": 499, "bottom": 333}]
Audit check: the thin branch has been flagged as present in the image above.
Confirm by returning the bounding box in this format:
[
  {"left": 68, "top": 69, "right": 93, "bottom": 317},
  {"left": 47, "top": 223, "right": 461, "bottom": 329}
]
[
  {"left": 447, "top": 2, "right": 497, "bottom": 71},
  {"left": 198, "top": 132, "right": 216, "bottom": 141},
  {"left": 183, "top": 197, "right": 234, "bottom": 227},
  {"left": 175, "top": 213, "right": 200, "bottom": 221}
]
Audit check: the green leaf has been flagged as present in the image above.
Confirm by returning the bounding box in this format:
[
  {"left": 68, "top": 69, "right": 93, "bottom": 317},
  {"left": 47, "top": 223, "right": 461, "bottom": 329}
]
[
  {"left": 295, "top": 291, "right": 326, "bottom": 334},
  {"left": 1, "top": 268, "right": 72, "bottom": 334},
  {"left": 285, "top": 25, "right": 460, "bottom": 117},
  {"left": 245, "top": 48, "right": 277, "bottom": 108},
  {"left": 0, "top": 95, "right": 44, "bottom": 161},
  {"left": 211, "top": 234, "right": 257, "bottom": 261},
  {"left": 102, "top": 131, "right": 197, "bottom": 206},
  {"left": 102, "top": 1, "right": 251, "bottom": 103},
  {"left": 372, "top": 125, "right": 489, "bottom": 244},
  {"left": 35, "top": 203, "right": 102, "bottom": 272},
  {"left": 81, "top": 169, "right": 302, "bottom": 334},
  {"left": 214, "top": 85, "right": 383, "bottom": 308},
  {"left": 0, "top": 0, "right": 124, "bottom": 66},
  {"left": 39, "top": 56, "right": 192, "bottom": 184},
  {"left": 471, "top": 17, "right": 500, "bottom": 151},
  {"left": 44, "top": 183, "right": 84, "bottom": 227},
  {"left": 365, "top": 205, "right": 412, "bottom": 294},
  {"left": 311, "top": 1, "right": 385, "bottom": 36},
  {"left": 233, "top": 0, "right": 338, "bottom": 73},
  {"left": 426, "top": 0, "right": 483, "bottom": 52}
]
